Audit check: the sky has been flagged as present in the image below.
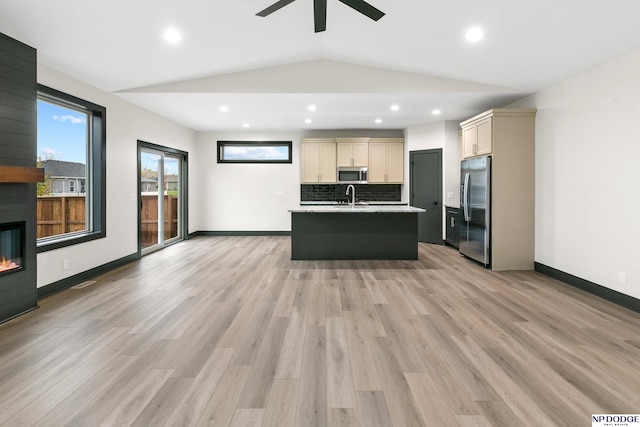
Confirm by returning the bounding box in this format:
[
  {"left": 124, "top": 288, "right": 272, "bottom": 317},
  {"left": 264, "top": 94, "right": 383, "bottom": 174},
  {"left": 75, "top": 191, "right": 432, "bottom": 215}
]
[
  {"left": 222, "top": 145, "right": 289, "bottom": 160},
  {"left": 38, "top": 99, "right": 181, "bottom": 186},
  {"left": 37, "top": 99, "right": 88, "bottom": 164},
  {"left": 141, "top": 151, "right": 180, "bottom": 176}
]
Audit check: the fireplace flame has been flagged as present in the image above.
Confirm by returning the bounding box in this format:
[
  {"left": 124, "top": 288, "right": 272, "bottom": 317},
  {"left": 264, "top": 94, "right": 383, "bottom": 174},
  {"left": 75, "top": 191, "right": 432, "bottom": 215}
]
[{"left": 0, "top": 256, "right": 19, "bottom": 273}]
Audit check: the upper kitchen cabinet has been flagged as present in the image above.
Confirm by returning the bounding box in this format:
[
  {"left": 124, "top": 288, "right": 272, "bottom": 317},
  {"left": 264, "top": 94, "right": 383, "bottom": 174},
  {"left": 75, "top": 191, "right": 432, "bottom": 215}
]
[
  {"left": 461, "top": 115, "right": 492, "bottom": 158},
  {"left": 300, "top": 139, "right": 337, "bottom": 183},
  {"left": 337, "top": 138, "right": 369, "bottom": 167},
  {"left": 460, "top": 109, "right": 537, "bottom": 160},
  {"left": 368, "top": 138, "right": 404, "bottom": 183}
]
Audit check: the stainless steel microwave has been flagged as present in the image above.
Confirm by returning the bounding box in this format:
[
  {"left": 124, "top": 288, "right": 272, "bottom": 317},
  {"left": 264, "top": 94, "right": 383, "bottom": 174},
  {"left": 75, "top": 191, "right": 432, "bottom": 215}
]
[{"left": 337, "top": 167, "right": 368, "bottom": 184}]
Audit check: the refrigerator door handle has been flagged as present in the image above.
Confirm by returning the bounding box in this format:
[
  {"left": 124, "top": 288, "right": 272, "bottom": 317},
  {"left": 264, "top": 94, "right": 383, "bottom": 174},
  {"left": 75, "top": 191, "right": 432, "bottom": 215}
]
[{"left": 463, "top": 172, "right": 471, "bottom": 221}]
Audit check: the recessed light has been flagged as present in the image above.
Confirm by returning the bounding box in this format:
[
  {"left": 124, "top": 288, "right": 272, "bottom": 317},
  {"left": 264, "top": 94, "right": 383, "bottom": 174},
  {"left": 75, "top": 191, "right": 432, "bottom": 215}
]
[
  {"left": 307, "top": 105, "right": 317, "bottom": 112},
  {"left": 390, "top": 105, "right": 399, "bottom": 111},
  {"left": 432, "top": 109, "right": 441, "bottom": 115},
  {"left": 465, "top": 27, "right": 484, "bottom": 42},
  {"left": 242, "top": 123, "right": 250, "bottom": 128},
  {"left": 305, "top": 119, "right": 312, "bottom": 124},
  {"left": 219, "top": 106, "right": 229, "bottom": 112},
  {"left": 163, "top": 28, "right": 182, "bottom": 44},
  {"left": 375, "top": 119, "right": 382, "bottom": 124}
]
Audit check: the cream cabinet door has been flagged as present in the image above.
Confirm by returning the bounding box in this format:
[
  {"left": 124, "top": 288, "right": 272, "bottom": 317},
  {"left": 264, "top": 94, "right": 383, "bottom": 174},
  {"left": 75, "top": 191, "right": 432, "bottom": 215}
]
[
  {"left": 352, "top": 142, "right": 369, "bottom": 167},
  {"left": 368, "top": 141, "right": 404, "bottom": 183},
  {"left": 301, "top": 143, "right": 321, "bottom": 183},
  {"left": 475, "top": 117, "right": 492, "bottom": 155},
  {"left": 301, "top": 142, "right": 336, "bottom": 183},
  {"left": 337, "top": 143, "right": 353, "bottom": 167},
  {"left": 385, "top": 142, "right": 404, "bottom": 183},
  {"left": 367, "top": 142, "right": 387, "bottom": 183},
  {"left": 461, "top": 125, "right": 477, "bottom": 158},
  {"left": 319, "top": 142, "right": 337, "bottom": 183},
  {"left": 337, "top": 141, "right": 369, "bottom": 167}
]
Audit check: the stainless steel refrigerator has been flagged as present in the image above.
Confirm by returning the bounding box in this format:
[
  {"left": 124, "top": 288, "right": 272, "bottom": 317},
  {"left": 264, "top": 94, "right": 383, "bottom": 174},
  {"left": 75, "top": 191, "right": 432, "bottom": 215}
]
[{"left": 460, "top": 156, "right": 491, "bottom": 266}]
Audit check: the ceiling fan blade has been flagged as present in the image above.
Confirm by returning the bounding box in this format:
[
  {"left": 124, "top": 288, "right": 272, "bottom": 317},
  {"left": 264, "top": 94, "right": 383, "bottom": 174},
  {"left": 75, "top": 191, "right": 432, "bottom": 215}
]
[
  {"left": 314, "top": 0, "right": 327, "bottom": 32},
  {"left": 338, "top": 0, "right": 385, "bottom": 21},
  {"left": 256, "top": 0, "right": 297, "bottom": 17}
]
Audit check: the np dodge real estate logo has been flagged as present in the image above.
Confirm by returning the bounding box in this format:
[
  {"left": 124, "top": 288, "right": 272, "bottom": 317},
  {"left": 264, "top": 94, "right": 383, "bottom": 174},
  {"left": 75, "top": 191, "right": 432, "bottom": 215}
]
[{"left": 593, "top": 414, "right": 640, "bottom": 427}]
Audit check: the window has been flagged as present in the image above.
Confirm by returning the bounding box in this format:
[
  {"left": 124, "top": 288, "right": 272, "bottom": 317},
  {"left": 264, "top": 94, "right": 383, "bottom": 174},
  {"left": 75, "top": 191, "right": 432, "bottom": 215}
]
[
  {"left": 36, "top": 85, "right": 106, "bottom": 252},
  {"left": 217, "top": 141, "right": 292, "bottom": 163}
]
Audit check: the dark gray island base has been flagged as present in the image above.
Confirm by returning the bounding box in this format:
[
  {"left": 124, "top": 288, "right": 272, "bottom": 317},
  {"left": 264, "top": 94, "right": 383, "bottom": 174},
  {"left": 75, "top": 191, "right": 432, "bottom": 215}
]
[{"left": 289, "top": 205, "right": 425, "bottom": 260}]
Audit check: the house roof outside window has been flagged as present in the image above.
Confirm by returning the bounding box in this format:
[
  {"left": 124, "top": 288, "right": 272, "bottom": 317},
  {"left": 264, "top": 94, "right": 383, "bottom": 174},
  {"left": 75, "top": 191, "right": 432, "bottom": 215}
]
[{"left": 41, "top": 160, "right": 86, "bottom": 178}]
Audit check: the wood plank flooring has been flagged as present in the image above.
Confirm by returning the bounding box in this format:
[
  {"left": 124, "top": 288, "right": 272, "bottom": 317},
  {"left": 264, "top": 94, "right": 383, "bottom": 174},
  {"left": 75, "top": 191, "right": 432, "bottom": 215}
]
[{"left": 1, "top": 236, "right": 639, "bottom": 426}]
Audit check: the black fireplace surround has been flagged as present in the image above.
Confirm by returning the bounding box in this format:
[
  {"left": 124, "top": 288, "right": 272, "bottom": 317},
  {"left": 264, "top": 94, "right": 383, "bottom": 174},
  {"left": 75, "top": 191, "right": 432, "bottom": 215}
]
[{"left": 0, "top": 33, "right": 39, "bottom": 322}]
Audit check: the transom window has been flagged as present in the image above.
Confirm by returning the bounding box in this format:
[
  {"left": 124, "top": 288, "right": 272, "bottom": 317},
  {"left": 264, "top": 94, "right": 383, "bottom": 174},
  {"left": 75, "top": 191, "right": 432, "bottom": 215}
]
[{"left": 217, "top": 141, "right": 292, "bottom": 163}]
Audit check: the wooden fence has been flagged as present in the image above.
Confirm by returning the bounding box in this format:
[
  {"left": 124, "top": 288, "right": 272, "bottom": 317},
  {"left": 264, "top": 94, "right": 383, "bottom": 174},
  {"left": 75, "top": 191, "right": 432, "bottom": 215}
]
[
  {"left": 37, "top": 196, "right": 86, "bottom": 239},
  {"left": 37, "top": 195, "right": 178, "bottom": 246},
  {"left": 140, "top": 195, "right": 178, "bottom": 247}
]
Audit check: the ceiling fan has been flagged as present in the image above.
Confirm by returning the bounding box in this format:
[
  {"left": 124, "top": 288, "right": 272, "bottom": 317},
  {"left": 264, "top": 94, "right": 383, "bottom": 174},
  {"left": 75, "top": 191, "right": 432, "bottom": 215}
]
[{"left": 256, "top": 0, "right": 385, "bottom": 33}]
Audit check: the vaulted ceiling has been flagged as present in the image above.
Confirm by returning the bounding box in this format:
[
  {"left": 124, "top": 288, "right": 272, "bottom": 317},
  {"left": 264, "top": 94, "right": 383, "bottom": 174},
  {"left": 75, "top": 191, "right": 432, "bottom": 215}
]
[{"left": 2, "top": 0, "right": 640, "bottom": 131}]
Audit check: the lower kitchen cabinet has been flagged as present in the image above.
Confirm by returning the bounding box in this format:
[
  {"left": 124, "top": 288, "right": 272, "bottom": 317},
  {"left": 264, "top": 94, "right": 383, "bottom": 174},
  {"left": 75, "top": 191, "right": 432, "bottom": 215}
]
[{"left": 445, "top": 207, "right": 460, "bottom": 248}]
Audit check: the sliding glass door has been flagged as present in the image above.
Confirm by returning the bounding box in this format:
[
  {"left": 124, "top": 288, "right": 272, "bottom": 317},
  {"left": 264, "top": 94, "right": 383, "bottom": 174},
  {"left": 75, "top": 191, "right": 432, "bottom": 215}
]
[{"left": 139, "top": 142, "right": 186, "bottom": 255}]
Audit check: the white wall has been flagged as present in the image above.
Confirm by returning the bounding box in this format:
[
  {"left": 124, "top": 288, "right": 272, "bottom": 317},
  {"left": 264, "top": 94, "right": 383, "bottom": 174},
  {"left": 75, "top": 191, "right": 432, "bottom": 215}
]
[
  {"left": 195, "top": 131, "right": 303, "bottom": 232},
  {"left": 443, "top": 121, "right": 461, "bottom": 208},
  {"left": 510, "top": 48, "right": 640, "bottom": 300},
  {"left": 37, "top": 65, "right": 197, "bottom": 287},
  {"left": 404, "top": 121, "right": 461, "bottom": 239},
  {"left": 194, "top": 129, "right": 405, "bottom": 232}
]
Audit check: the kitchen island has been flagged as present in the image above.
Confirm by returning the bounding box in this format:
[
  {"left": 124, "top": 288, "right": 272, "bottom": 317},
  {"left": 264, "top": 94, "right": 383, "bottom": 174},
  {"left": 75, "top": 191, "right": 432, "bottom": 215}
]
[{"left": 289, "top": 205, "right": 425, "bottom": 260}]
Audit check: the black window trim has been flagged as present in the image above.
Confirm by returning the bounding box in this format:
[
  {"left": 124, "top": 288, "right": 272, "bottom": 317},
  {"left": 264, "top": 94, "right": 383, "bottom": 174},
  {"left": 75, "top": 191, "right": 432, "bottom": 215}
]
[
  {"left": 216, "top": 141, "right": 292, "bottom": 164},
  {"left": 36, "top": 84, "right": 107, "bottom": 253}
]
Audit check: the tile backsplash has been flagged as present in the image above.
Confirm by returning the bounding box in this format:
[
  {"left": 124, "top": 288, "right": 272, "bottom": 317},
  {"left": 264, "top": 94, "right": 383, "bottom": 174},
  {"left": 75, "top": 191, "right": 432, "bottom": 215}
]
[{"left": 301, "top": 184, "right": 401, "bottom": 203}]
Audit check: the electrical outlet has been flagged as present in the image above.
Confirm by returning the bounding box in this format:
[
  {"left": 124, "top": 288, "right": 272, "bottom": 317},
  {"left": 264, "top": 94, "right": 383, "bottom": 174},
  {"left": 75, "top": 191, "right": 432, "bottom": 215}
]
[
  {"left": 618, "top": 272, "right": 627, "bottom": 285},
  {"left": 277, "top": 190, "right": 285, "bottom": 197},
  {"left": 447, "top": 192, "right": 454, "bottom": 199},
  {"left": 63, "top": 259, "right": 69, "bottom": 270}
]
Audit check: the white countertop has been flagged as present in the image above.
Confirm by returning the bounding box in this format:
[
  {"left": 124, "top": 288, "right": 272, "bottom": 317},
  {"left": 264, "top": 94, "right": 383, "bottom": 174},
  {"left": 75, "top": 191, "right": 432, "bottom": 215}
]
[{"left": 289, "top": 205, "right": 425, "bottom": 213}]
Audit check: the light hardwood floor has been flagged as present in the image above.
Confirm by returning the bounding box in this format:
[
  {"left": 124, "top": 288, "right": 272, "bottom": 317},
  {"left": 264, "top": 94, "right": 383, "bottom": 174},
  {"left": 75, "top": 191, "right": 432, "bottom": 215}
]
[{"left": 1, "top": 236, "right": 639, "bottom": 426}]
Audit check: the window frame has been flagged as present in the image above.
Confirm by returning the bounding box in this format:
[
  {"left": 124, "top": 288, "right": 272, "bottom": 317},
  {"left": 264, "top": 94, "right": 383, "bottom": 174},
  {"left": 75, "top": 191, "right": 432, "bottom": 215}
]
[
  {"left": 36, "top": 84, "right": 106, "bottom": 253},
  {"left": 216, "top": 141, "right": 292, "bottom": 164}
]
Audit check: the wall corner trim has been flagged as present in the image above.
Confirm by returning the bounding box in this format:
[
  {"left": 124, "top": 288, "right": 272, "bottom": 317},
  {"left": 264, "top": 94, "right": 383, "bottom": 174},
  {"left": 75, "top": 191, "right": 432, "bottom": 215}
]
[{"left": 534, "top": 262, "right": 640, "bottom": 313}]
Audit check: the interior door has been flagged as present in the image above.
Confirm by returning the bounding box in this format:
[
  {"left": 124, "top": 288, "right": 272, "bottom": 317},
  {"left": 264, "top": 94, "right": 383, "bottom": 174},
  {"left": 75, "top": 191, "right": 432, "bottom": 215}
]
[
  {"left": 139, "top": 143, "right": 186, "bottom": 255},
  {"left": 410, "top": 149, "right": 443, "bottom": 244}
]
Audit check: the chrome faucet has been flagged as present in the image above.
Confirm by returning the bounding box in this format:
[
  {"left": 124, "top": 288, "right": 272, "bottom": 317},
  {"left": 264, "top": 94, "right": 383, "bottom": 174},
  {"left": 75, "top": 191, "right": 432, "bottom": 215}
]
[{"left": 346, "top": 184, "right": 356, "bottom": 207}]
